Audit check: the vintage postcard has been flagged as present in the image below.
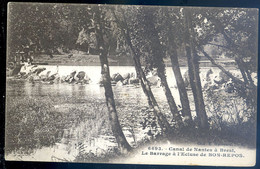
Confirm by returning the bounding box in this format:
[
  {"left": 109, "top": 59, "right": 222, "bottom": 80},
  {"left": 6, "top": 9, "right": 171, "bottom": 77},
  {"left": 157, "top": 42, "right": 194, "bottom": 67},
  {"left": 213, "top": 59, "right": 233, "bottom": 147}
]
[{"left": 5, "top": 3, "right": 258, "bottom": 166}]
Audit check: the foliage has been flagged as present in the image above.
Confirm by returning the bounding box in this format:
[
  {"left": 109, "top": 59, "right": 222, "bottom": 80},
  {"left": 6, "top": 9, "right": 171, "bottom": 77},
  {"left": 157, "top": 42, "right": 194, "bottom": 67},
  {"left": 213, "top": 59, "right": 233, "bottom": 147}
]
[
  {"left": 5, "top": 92, "right": 111, "bottom": 155},
  {"left": 6, "top": 96, "right": 61, "bottom": 153},
  {"left": 204, "top": 83, "right": 256, "bottom": 146},
  {"left": 74, "top": 146, "right": 120, "bottom": 163}
]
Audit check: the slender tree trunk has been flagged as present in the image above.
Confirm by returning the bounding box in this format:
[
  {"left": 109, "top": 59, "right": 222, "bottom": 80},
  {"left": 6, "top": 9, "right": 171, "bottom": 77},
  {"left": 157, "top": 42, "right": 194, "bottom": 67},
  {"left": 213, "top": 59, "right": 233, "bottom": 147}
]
[
  {"left": 94, "top": 8, "right": 132, "bottom": 153},
  {"left": 170, "top": 54, "right": 192, "bottom": 120},
  {"left": 183, "top": 9, "right": 209, "bottom": 129},
  {"left": 157, "top": 69, "right": 182, "bottom": 122},
  {"left": 163, "top": 9, "right": 192, "bottom": 120},
  {"left": 142, "top": 9, "right": 182, "bottom": 124},
  {"left": 130, "top": 45, "right": 172, "bottom": 135},
  {"left": 235, "top": 58, "right": 249, "bottom": 85},
  {"left": 111, "top": 10, "right": 172, "bottom": 135},
  {"left": 148, "top": 38, "right": 180, "bottom": 120}
]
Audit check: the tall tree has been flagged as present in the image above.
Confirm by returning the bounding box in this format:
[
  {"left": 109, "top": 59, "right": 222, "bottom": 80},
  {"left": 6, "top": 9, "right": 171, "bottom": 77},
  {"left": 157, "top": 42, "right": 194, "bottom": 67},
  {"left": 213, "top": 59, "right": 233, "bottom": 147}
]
[
  {"left": 112, "top": 7, "right": 173, "bottom": 136},
  {"left": 162, "top": 8, "right": 192, "bottom": 120},
  {"left": 92, "top": 6, "right": 132, "bottom": 153},
  {"left": 141, "top": 7, "right": 182, "bottom": 124},
  {"left": 183, "top": 8, "right": 209, "bottom": 129}
]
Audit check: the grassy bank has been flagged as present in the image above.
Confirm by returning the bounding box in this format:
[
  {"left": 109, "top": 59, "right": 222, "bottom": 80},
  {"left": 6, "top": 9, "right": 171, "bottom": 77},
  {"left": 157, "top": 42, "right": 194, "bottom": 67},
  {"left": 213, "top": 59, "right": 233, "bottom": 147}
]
[{"left": 5, "top": 94, "right": 112, "bottom": 155}]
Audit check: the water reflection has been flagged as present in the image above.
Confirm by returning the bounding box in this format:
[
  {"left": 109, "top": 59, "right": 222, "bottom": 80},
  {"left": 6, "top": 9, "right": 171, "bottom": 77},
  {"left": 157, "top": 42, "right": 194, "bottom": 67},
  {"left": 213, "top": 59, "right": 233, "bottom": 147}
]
[
  {"left": 6, "top": 66, "right": 223, "bottom": 107},
  {"left": 6, "top": 81, "right": 102, "bottom": 98}
]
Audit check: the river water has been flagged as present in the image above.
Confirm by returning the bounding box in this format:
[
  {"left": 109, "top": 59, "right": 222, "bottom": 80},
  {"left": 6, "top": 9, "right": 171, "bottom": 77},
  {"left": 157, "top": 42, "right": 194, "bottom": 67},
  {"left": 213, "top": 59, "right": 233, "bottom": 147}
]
[
  {"left": 7, "top": 66, "right": 224, "bottom": 106},
  {"left": 5, "top": 65, "right": 235, "bottom": 162}
]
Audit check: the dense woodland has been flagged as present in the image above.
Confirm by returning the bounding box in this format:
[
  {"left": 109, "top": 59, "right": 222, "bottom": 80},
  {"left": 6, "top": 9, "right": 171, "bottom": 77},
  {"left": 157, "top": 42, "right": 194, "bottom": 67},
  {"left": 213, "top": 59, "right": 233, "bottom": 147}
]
[{"left": 7, "top": 3, "right": 258, "bottom": 156}]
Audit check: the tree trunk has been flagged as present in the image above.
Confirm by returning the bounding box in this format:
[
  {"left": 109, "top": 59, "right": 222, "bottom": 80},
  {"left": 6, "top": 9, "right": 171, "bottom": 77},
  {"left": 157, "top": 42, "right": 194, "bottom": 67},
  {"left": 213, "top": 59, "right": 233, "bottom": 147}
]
[
  {"left": 170, "top": 54, "right": 192, "bottom": 120},
  {"left": 184, "top": 9, "right": 209, "bottom": 129},
  {"left": 157, "top": 69, "right": 182, "bottom": 122},
  {"left": 142, "top": 9, "right": 182, "bottom": 124},
  {"left": 130, "top": 47, "right": 173, "bottom": 135},
  {"left": 163, "top": 9, "right": 192, "bottom": 121},
  {"left": 111, "top": 9, "right": 173, "bottom": 136},
  {"left": 94, "top": 7, "right": 132, "bottom": 153}
]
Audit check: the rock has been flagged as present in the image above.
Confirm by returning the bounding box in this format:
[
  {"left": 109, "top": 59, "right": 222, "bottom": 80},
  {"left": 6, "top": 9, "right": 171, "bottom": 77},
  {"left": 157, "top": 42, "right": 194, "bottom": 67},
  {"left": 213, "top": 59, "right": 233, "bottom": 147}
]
[
  {"left": 129, "top": 78, "right": 139, "bottom": 84},
  {"left": 111, "top": 73, "right": 124, "bottom": 82},
  {"left": 122, "top": 73, "right": 130, "bottom": 80},
  {"left": 70, "top": 70, "right": 77, "bottom": 77},
  {"left": 31, "top": 75, "right": 39, "bottom": 81},
  {"left": 65, "top": 75, "right": 71, "bottom": 82},
  {"left": 47, "top": 74, "right": 57, "bottom": 81},
  {"left": 74, "top": 71, "right": 91, "bottom": 84},
  {"left": 147, "top": 76, "right": 160, "bottom": 86},
  {"left": 122, "top": 79, "right": 129, "bottom": 85},
  {"left": 33, "top": 67, "right": 46, "bottom": 75},
  {"left": 74, "top": 75, "right": 79, "bottom": 82},
  {"left": 53, "top": 76, "right": 60, "bottom": 83},
  {"left": 64, "top": 70, "right": 77, "bottom": 83},
  {"left": 76, "top": 71, "right": 86, "bottom": 80},
  {"left": 40, "top": 71, "right": 51, "bottom": 81},
  {"left": 130, "top": 72, "right": 135, "bottom": 78},
  {"left": 30, "top": 65, "right": 39, "bottom": 73},
  {"left": 84, "top": 74, "right": 91, "bottom": 81},
  {"left": 49, "top": 81, "right": 54, "bottom": 84},
  {"left": 116, "top": 81, "right": 123, "bottom": 87},
  {"left": 81, "top": 79, "right": 89, "bottom": 84},
  {"left": 30, "top": 74, "right": 41, "bottom": 82},
  {"left": 60, "top": 76, "right": 66, "bottom": 83}
]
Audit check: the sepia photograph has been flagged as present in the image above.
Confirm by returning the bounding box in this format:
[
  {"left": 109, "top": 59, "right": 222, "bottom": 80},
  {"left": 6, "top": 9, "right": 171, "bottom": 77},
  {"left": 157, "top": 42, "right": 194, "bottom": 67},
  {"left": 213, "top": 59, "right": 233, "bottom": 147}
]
[{"left": 5, "top": 3, "right": 258, "bottom": 166}]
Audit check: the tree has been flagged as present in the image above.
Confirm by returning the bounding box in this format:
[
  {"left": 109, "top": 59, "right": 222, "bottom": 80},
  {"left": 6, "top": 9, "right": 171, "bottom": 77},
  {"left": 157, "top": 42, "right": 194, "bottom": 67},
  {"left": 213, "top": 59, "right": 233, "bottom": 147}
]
[
  {"left": 92, "top": 6, "right": 132, "bottom": 153},
  {"left": 183, "top": 8, "right": 209, "bottom": 129},
  {"left": 195, "top": 8, "right": 257, "bottom": 111},
  {"left": 160, "top": 8, "right": 192, "bottom": 121},
  {"left": 112, "top": 6, "right": 173, "bottom": 136},
  {"left": 140, "top": 7, "right": 183, "bottom": 124}
]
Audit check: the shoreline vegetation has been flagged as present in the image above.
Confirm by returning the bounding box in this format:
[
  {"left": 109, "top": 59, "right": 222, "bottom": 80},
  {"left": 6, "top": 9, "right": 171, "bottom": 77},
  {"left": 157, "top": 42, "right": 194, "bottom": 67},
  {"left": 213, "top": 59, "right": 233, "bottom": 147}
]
[{"left": 8, "top": 53, "right": 236, "bottom": 67}]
